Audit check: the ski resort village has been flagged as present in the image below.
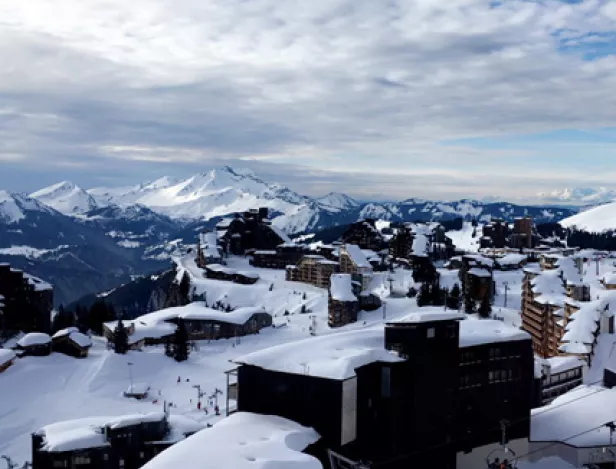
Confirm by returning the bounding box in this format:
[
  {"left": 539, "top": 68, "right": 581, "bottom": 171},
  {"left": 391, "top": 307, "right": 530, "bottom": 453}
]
[{"left": 5, "top": 201, "right": 616, "bottom": 469}]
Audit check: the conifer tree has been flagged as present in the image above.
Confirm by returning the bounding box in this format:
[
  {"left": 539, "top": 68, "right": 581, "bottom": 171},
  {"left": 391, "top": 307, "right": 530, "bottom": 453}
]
[
  {"left": 478, "top": 295, "right": 492, "bottom": 319},
  {"left": 447, "top": 284, "right": 462, "bottom": 310},
  {"left": 416, "top": 282, "right": 431, "bottom": 307},
  {"left": 406, "top": 287, "right": 418, "bottom": 298},
  {"left": 113, "top": 320, "right": 129, "bottom": 354},
  {"left": 464, "top": 295, "right": 476, "bottom": 315},
  {"left": 173, "top": 318, "right": 190, "bottom": 362},
  {"left": 179, "top": 273, "right": 191, "bottom": 306}
]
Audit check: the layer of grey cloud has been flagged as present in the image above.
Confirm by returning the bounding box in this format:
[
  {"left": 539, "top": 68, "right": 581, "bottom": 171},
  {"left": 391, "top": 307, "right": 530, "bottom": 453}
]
[{"left": 1, "top": 0, "right": 616, "bottom": 200}]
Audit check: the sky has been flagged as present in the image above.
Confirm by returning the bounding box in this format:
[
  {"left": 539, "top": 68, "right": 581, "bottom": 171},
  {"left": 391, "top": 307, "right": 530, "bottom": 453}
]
[{"left": 1, "top": 0, "right": 616, "bottom": 202}]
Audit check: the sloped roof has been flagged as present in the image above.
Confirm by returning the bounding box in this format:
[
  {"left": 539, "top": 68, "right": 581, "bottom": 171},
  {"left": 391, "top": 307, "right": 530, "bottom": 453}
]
[
  {"left": 343, "top": 244, "right": 371, "bottom": 268},
  {"left": 330, "top": 274, "right": 357, "bottom": 302}
]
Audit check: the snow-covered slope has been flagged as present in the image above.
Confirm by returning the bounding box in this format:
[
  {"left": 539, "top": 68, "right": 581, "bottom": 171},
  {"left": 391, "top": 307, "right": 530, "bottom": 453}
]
[
  {"left": 29, "top": 181, "right": 98, "bottom": 215},
  {"left": 0, "top": 191, "right": 54, "bottom": 224},
  {"left": 537, "top": 187, "right": 616, "bottom": 206},
  {"left": 87, "top": 167, "right": 309, "bottom": 221},
  {"left": 560, "top": 202, "right": 616, "bottom": 232}
]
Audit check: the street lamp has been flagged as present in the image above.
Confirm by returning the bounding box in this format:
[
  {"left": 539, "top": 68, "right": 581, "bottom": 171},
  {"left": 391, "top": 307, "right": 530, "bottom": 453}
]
[
  {"left": 502, "top": 281, "right": 509, "bottom": 308},
  {"left": 127, "top": 362, "right": 134, "bottom": 393}
]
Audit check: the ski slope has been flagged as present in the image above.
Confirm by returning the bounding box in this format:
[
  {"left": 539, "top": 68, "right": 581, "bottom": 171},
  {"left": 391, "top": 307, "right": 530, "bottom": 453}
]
[{"left": 560, "top": 201, "right": 616, "bottom": 233}]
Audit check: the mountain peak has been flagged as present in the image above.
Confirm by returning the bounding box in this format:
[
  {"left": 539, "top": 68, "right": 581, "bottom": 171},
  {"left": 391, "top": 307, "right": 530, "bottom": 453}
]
[
  {"left": 317, "top": 192, "right": 360, "bottom": 212},
  {"left": 29, "top": 181, "right": 98, "bottom": 215}
]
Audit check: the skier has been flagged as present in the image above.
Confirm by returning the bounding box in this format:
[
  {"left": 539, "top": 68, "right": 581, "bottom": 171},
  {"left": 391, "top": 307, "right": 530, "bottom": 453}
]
[{"left": 177, "top": 376, "right": 181, "bottom": 383}]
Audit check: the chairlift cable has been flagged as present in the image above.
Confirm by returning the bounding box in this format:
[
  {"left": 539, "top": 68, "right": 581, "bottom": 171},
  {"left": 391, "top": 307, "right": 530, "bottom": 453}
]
[{"left": 371, "top": 377, "right": 611, "bottom": 467}]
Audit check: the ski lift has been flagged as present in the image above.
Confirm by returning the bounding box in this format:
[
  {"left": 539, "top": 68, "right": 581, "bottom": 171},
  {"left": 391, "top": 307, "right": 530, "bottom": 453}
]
[
  {"left": 587, "top": 423, "right": 616, "bottom": 469},
  {"left": 485, "top": 421, "right": 518, "bottom": 469}
]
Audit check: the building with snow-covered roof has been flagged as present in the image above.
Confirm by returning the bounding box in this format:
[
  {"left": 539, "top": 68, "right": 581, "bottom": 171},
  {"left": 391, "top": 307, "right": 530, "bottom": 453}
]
[
  {"left": 340, "top": 219, "right": 386, "bottom": 251},
  {"left": 230, "top": 314, "right": 534, "bottom": 469},
  {"left": 249, "top": 243, "right": 308, "bottom": 269},
  {"left": 104, "top": 303, "right": 272, "bottom": 344},
  {"left": 285, "top": 254, "right": 339, "bottom": 289},
  {"left": 51, "top": 328, "right": 92, "bottom": 358},
  {"left": 529, "top": 385, "right": 616, "bottom": 468},
  {"left": 31, "top": 408, "right": 204, "bottom": 469},
  {"left": 13, "top": 332, "right": 52, "bottom": 357},
  {"left": 602, "top": 272, "right": 616, "bottom": 290},
  {"left": 533, "top": 356, "right": 585, "bottom": 407},
  {"left": 328, "top": 274, "right": 359, "bottom": 328},
  {"left": 0, "top": 262, "right": 53, "bottom": 334},
  {"left": 140, "top": 412, "right": 322, "bottom": 469},
  {"left": 339, "top": 244, "right": 374, "bottom": 291},
  {"left": 195, "top": 230, "right": 222, "bottom": 267},
  {"left": 218, "top": 207, "right": 290, "bottom": 255},
  {"left": 521, "top": 260, "right": 593, "bottom": 359}
]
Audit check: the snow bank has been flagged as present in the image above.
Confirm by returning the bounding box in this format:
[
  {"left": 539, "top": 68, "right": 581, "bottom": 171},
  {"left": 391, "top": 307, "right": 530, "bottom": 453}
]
[
  {"left": 140, "top": 412, "right": 322, "bottom": 469},
  {"left": 459, "top": 319, "right": 530, "bottom": 347},
  {"left": 17, "top": 332, "right": 51, "bottom": 347},
  {"left": 330, "top": 274, "right": 356, "bottom": 302},
  {"left": 234, "top": 326, "right": 402, "bottom": 380},
  {"left": 0, "top": 348, "right": 16, "bottom": 364}
]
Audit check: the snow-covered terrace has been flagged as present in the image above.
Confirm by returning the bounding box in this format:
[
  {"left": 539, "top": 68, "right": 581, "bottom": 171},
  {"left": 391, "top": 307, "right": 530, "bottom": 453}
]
[
  {"left": 468, "top": 267, "right": 492, "bottom": 278},
  {"left": 459, "top": 320, "right": 530, "bottom": 348},
  {"left": 140, "top": 412, "right": 322, "bottom": 469},
  {"left": 233, "top": 326, "right": 403, "bottom": 380},
  {"left": 36, "top": 412, "right": 204, "bottom": 452}
]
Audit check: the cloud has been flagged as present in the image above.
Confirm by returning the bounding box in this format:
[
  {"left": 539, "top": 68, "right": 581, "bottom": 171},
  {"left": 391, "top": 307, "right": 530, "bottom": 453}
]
[{"left": 1, "top": 0, "right": 616, "bottom": 199}]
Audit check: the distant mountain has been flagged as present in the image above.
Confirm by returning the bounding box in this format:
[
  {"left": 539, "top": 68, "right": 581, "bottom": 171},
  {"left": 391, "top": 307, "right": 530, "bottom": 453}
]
[
  {"left": 536, "top": 187, "right": 616, "bottom": 206},
  {"left": 316, "top": 192, "right": 360, "bottom": 212},
  {"left": 29, "top": 181, "right": 99, "bottom": 215},
  {"left": 0, "top": 192, "right": 168, "bottom": 305},
  {"left": 86, "top": 166, "right": 309, "bottom": 221}
]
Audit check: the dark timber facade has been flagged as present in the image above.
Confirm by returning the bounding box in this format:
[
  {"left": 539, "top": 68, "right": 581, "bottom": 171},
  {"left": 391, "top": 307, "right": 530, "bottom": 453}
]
[
  {"left": 0, "top": 263, "right": 52, "bottom": 335},
  {"left": 232, "top": 316, "right": 534, "bottom": 469}
]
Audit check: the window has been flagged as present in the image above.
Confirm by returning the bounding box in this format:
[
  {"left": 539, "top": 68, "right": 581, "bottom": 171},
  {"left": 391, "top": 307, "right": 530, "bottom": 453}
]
[
  {"left": 119, "top": 459, "right": 125, "bottom": 468},
  {"left": 489, "top": 347, "right": 501, "bottom": 360},
  {"left": 139, "top": 452, "right": 145, "bottom": 459},
  {"left": 72, "top": 456, "right": 91, "bottom": 465},
  {"left": 103, "top": 454, "right": 109, "bottom": 461},
  {"left": 53, "top": 461, "right": 66, "bottom": 468},
  {"left": 427, "top": 327, "right": 435, "bottom": 339}
]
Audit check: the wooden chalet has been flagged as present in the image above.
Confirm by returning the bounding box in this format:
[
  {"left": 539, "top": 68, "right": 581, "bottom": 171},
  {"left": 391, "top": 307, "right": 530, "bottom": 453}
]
[
  {"left": 218, "top": 208, "right": 291, "bottom": 255},
  {"left": 341, "top": 219, "right": 386, "bottom": 251},
  {"left": 51, "top": 327, "right": 93, "bottom": 358},
  {"left": 328, "top": 274, "right": 359, "bottom": 328},
  {"left": 0, "top": 348, "right": 16, "bottom": 373},
  {"left": 13, "top": 332, "right": 52, "bottom": 357}
]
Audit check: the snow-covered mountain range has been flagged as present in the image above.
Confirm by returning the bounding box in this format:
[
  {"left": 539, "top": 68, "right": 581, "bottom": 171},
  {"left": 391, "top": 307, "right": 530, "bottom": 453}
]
[
  {"left": 536, "top": 187, "right": 616, "bottom": 206},
  {"left": 0, "top": 166, "right": 587, "bottom": 304},
  {"left": 24, "top": 166, "right": 576, "bottom": 233}
]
